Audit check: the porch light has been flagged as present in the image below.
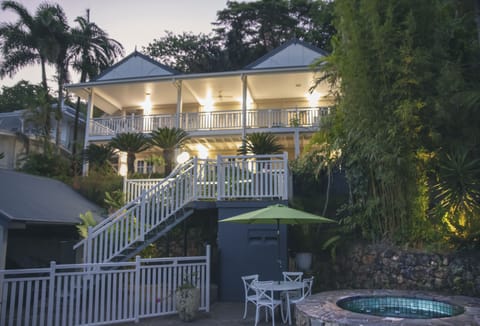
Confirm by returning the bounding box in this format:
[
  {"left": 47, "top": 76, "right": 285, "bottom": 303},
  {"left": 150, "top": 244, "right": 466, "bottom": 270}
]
[
  {"left": 142, "top": 93, "right": 152, "bottom": 114},
  {"left": 176, "top": 151, "right": 190, "bottom": 164},
  {"left": 306, "top": 91, "right": 321, "bottom": 107},
  {"left": 196, "top": 144, "right": 209, "bottom": 159}
]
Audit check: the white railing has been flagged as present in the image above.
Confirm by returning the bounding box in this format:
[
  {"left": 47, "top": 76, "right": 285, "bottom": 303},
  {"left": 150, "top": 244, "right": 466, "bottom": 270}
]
[
  {"left": 89, "top": 107, "right": 330, "bottom": 136},
  {"left": 123, "top": 178, "right": 164, "bottom": 203},
  {"left": 0, "top": 246, "right": 210, "bottom": 326},
  {"left": 76, "top": 154, "right": 288, "bottom": 264}
]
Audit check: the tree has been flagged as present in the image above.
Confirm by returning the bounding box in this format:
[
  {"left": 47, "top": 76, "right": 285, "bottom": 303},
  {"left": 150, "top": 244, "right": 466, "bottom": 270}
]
[
  {"left": 213, "top": 0, "right": 335, "bottom": 69},
  {"left": 237, "top": 132, "right": 284, "bottom": 155},
  {"left": 109, "top": 133, "right": 151, "bottom": 175},
  {"left": 0, "top": 1, "right": 66, "bottom": 135},
  {"left": 83, "top": 143, "right": 116, "bottom": 174},
  {"left": 314, "top": 0, "right": 480, "bottom": 245},
  {"left": 70, "top": 11, "right": 123, "bottom": 174},
  {"left": 150, "top": 127, "right": 189, "bottom": 175},
  {"left": 143, "top": 31, "right": 223, "bottom": 73},
  {"left": 0, "top": 1, "right": 59, "bottom": 91},
  {"left": 0, "top": 80, "right": 45, "bottom": 112}
]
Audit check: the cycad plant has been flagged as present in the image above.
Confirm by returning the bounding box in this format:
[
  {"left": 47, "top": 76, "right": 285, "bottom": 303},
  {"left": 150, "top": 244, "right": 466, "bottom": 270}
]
[
  {"left": 150, "top": 127, "right": 189, "bottom": 175},
  {"left": 84, "top": 143, "right": 116, "bottom": 174},
  {"left": 237, "top": 132, "right": 284, "bottom": 155},
  {"left": 110, "top": 133, "right": 151, "bottom": 175},
  {"left": 434, "top": 147, "right": 480, "bottom": 242}
]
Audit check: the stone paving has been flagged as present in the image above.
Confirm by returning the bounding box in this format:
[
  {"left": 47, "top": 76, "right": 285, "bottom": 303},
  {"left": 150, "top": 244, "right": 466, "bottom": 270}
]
[{"left": 116, "top": 301, "right": 279, "bottom": 325}]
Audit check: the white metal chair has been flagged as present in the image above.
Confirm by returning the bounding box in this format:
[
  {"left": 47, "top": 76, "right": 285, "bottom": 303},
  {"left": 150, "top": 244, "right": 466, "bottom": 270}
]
[
  {"left": 282, "top": 271, "right": 303, "bottom": 282},
  {"left": 285, "top": 276, "right": 314, "bottom": 325},
  {"left": 252, "top": 281, "right": 283, "bottom": 326},
  {"left": 241, "top": 274, "right": 259, "bottom": 319}
]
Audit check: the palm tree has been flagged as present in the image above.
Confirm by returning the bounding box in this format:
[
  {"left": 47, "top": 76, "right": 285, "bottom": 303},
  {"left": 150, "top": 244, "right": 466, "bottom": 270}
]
[
  {"left": 237, "top": 132, "right": 284, "bottom": 155},
  {"left": 0, "top": 1, "right": 67, "bottom": 137},
  {"left": 69, "top": 11, "right": 124, "bottom": 174},
  {"left": 150, "top": 127, "right": 189, "bottom": 175},
  {"left": 0, "top": 1, "right": 57, "bottom": 91},
  {"left": 109, "top": 133, "right": 151, "bottom": 175}
]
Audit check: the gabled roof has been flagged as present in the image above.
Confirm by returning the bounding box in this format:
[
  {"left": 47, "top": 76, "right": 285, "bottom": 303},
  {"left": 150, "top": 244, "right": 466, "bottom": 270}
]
[
  {"left": 94, "top": 51, "right": 179, "bottom": 82},
  {"left": 0, "top": 169, "right": 103, "bottom": 225},
  {"left": 245, "top": 38, "right": 328, "bottom": 70}
]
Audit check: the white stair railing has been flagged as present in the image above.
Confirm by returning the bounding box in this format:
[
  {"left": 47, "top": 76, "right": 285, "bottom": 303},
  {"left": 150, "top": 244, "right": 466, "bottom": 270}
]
[
  {"left": 75, "top": 158, "right": 197, "bottom": 264},
  {"left": 74, "top": 154, "right": 289, "bottom": 264}
]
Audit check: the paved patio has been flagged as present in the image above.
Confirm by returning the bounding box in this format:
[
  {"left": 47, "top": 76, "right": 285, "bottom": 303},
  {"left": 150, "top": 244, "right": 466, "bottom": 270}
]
[{"left": 116, "top": 301, "right": 279, "bottom": 325}]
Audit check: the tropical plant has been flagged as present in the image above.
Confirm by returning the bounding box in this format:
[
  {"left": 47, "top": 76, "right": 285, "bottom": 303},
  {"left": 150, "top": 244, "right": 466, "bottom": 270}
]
[
  {"left": 0, "top": 1, "right": 65, "bottom": 135},
  {"left": 433, "top": 147, "right": 480, "bottom": 242},
  {"left": 69, "top": 12, "right": 123, "bottom": 174},
  {"left": 84, "top": 143, "right": 116, "bottom": 173},
  {"left": 0, "top": 1, "right": 59, "bottom": 91},
  {"left": 150, "top": 127, "right": 189, "bottom": 175},
  {"left": 77, "top": 211, "right": 98, "bottom": 239},
  {"left": 237, "top": 132, "right": 283, "bottom": 155},
  {"left": 110, "top": 133, "right": 151, "bottom": 175}
]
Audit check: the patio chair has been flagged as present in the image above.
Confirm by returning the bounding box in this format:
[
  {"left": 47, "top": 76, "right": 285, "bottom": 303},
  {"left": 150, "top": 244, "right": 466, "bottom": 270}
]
[
  {"left": 252, "top": 280, "right": 283, "bottom": 326},
  {"left": 241, "top": 274, "right": 259, "bottom": 319},
  {"left": 282, "top": 271, "right": 303, "bottom": 282},
  {"left": 285, "top": 276, "right": 314, "bottom": 325}
]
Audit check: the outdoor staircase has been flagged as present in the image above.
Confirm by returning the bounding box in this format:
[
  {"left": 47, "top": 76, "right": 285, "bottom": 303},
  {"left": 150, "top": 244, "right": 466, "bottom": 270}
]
[{"left": 74, "top": 153, "right": 289, "bottom": 264}]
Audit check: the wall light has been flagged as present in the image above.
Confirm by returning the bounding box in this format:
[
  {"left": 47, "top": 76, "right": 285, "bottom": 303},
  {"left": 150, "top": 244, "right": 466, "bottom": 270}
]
[
  {"left": 306, "top": 91, "right": 321, "bottom": 107},
  {"left": 196, "top": 144, "right": 209, "bottom": 159},
  {"left": 142, "top": 93, "right": 152, "bottom": 114}
]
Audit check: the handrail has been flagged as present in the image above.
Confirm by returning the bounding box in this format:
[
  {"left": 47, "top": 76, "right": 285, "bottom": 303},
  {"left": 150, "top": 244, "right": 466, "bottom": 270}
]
[{"left": 74, "top": 154, "right": 289, "bottom": 263}]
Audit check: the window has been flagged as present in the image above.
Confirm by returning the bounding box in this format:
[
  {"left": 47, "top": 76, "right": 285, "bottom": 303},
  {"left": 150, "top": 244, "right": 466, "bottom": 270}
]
[{"left": 136, "top": 160, "right": 153, "bottom": 174}]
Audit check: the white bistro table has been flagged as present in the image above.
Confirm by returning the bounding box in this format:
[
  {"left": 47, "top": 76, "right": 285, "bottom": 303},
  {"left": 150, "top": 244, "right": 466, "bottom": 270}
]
[{"left": 254, "top": 281, "right": 304, "bottom": 325}]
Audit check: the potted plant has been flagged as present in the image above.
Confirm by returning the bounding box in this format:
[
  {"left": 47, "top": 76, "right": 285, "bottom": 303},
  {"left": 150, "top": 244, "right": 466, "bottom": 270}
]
[
  {"left": 175, "top": 273, "right": 201, "bottom": 322},
  {"left": 290, "top": 225, "right": 314, "bottom": 272}
]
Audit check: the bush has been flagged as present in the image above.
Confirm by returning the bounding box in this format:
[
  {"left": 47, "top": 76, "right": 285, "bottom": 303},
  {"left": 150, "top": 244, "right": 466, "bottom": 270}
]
[
  {"left": 74, "top": 171, "right": 123, "bottom": 208},
  {"left": 19, "top": 152, "right": 71, "bottom": 181}
]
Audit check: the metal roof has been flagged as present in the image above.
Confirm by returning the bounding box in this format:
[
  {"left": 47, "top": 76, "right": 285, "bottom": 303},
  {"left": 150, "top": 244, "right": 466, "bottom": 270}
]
[{"left": 0, "top": 169, "right": 103, "bottom": 225}]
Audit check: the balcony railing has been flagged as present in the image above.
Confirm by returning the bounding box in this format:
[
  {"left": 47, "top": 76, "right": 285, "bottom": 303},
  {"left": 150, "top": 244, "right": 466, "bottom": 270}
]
[{"left": 89, "top": 107, "right": 330, "bottom": 137}]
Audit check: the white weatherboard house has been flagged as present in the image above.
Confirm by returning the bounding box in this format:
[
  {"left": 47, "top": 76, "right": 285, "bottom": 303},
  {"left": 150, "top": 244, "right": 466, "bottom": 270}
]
[
  {"left": 65, "top": 39, "right": 333, "bottom": 301},
  {"left": 67, "top": 38, "right": 332, "bottom": 176}
]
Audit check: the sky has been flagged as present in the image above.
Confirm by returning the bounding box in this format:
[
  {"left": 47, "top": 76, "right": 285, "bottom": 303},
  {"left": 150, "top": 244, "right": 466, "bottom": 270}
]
[{"left": 0, "top": 0, "right": 234, "bottom": 88}]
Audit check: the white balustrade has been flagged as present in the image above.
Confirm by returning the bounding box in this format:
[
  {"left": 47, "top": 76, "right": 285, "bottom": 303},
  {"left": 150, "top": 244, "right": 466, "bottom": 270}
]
[
  {"left": 89, "top": 107, "right": 329, "bottom": 136},
  {"left": 0, "top": 246, "right": 210, "bottom": 326}
]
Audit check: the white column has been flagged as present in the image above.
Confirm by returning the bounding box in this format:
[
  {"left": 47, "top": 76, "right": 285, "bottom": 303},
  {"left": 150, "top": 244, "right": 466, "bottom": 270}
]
[
  {"left": 175, "top": 80, "right": 183, "bottom": 129},
  {"left": 82, "top": 89, "right": 94, "bottom": 176},
  {"left": 241, "top": 74, "right": 248, "bottom": 140}
]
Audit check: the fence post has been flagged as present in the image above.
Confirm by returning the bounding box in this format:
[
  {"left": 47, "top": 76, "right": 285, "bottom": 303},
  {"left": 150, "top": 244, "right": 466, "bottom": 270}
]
[
  {"left": 216, "top": 155, "right": 223, "bottom": 201},
  {"left": 47, "top": 261, "right": 56, "bottom": 326},
  {"left": 282, "top": 152, "right": 289, "bottom": 200},
  {"left": 134, "top": 256, "right": 141, "bottom": 323},
  {"left": 139, "top": 193, "right": 146, "bottom": 241},
  {"left": 86, "top": 226, "right": 92, "bottom": 264},
  {"left": 123, "top": 176, "right": 127, "bottom": 203},
  {"left": 205, "top": 245, "right": 211, "bottom": 313}
]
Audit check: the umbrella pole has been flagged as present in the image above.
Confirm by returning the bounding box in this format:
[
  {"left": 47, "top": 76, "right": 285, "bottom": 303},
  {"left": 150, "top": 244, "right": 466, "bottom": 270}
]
[{"left": 277, "top": 219, "right": 282, "bottom": 282}]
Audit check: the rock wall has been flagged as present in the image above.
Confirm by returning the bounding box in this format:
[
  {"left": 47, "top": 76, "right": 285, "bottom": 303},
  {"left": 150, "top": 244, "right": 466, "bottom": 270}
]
[{"left": 312, "top": 244, "right": 480, "bottom": 297}]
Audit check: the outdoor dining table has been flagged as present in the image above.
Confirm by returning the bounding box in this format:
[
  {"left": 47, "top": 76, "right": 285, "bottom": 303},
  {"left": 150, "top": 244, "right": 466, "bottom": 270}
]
[{"left": 253, "top": 280, "right": 304, "bottom": 325}]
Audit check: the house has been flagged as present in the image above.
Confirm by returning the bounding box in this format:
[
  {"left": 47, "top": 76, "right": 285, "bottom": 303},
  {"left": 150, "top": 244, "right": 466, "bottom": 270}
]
[
  {"left": 65, "top": 38, "right": 333, "bottom": 300},
  {"left": 0, "top": 169, "right": 102, "bottom": 269},
  {"left": 0, "top": 104, "right": 86, "bottom": 169},
  {"left": 66, "top": 38, "right": 332, "bottom": 176}
]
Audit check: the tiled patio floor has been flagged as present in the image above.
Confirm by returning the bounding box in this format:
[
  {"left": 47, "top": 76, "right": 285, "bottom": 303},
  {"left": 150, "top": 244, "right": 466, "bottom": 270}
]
[{"left": 116, "top": 302, "right": 279, "bottom": 325}]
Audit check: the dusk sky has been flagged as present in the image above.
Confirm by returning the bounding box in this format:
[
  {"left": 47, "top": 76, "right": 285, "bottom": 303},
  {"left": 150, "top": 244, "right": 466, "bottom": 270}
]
[{"left": 0, "top": 0, "right": 238, "bottom": 88}]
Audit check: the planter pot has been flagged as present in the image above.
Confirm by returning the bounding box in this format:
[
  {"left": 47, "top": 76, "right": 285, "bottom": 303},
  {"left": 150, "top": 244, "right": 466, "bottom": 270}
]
[
  {"left": 295, "top": 252, "right": 313, "bottom": 272},
  {"left": 175, "top": 287, "right": 201, "bottom": 322}
]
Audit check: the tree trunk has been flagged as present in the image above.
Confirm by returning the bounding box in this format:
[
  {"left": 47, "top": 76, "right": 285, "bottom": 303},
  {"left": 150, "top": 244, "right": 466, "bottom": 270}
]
[
  {"left": 475, "top": 0, "right": 480, "bottom": 46},
  {"left": 71, "top": 97, "right": 82, "bottom": 175},
  {"left": 127, "top": 152, "right": 136, "bottom": 175}
]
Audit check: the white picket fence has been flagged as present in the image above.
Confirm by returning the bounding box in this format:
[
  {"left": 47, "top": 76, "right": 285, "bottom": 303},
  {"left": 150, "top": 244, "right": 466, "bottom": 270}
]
[{"left": 0, "top": 246, "right": 210, "bottom": 326}]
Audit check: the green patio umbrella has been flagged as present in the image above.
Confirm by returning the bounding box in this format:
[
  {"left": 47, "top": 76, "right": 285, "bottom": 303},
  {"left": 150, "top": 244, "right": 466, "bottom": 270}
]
[{"left": 220, "top": 204, "right": 336, "bottom": 276}]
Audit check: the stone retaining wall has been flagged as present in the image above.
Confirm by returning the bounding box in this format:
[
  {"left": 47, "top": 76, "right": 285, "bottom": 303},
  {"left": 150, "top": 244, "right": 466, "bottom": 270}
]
[{"left": 313, "top": 244, "right": 480, "bottom": 297}]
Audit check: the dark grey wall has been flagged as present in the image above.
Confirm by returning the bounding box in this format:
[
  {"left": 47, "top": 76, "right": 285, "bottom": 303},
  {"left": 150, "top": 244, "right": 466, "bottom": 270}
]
[{"left": 217, "top": 200, "right": 288, "bottom": 301}]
